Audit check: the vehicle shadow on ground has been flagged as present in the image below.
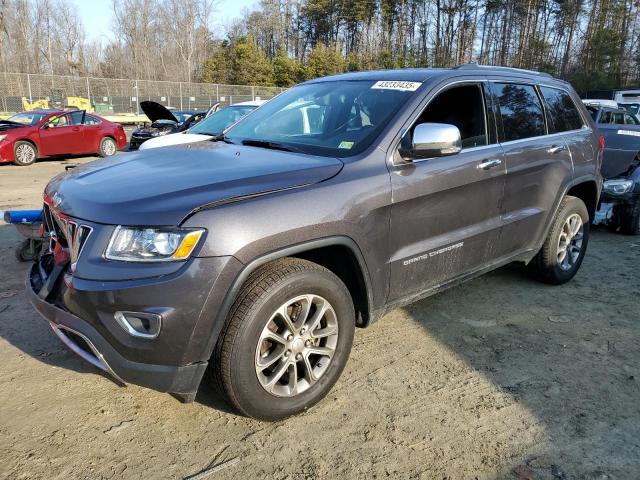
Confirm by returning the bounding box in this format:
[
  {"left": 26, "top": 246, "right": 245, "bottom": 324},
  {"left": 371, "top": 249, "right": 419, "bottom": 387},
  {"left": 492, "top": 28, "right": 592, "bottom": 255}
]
[{"left": 396, "top": 230, "right": 639, "bottom": 477}]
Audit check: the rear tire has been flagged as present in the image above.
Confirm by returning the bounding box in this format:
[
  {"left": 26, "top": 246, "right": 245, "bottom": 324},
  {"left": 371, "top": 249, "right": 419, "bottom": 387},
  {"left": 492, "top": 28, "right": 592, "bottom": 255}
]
[
  {"left": 13, "top": 141, "right": 37, "bottom": 166},
  {"left": 211, "top": 258, "right": 355, "bottom": 421},
  {"left": 529, "top": 195, "right": 590, "bottom": 284},
  {"left": 619, "top": 197, "right": 640, "bottom": 235},
  {"left": 99, "top": 137, "right": 117, "bottom": 157}
]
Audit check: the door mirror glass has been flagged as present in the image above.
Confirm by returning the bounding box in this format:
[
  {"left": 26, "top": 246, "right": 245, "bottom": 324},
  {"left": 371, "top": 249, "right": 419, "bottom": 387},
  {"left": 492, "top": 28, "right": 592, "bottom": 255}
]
[{"left": 404, "top": 123, "right": 462, "bottom": 159}]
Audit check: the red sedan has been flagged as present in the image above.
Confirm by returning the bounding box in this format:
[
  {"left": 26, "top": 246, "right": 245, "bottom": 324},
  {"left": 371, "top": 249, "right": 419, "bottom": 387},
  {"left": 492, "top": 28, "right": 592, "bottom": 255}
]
[{"left": 0, "top": 110, "right": 127, "bottom": 166}]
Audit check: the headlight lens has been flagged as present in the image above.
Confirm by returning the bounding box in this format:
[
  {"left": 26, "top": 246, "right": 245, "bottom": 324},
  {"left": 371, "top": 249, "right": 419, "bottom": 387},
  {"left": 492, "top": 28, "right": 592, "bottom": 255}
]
[
  {"left": 0, "top": 134, "right": 7, "bottom": 142},
  {"left": 603, "top": 179, "right": 634, "bottom": 195},
  {"left": 152, "top": 129, "right": 171, "bottom": 137},
  {"left": 105, "top": 226, "right": 205, "bottom": 262}
]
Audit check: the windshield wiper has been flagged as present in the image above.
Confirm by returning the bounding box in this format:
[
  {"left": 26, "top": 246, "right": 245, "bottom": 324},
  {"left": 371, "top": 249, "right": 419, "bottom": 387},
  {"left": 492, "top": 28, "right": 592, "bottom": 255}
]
[
  {"left": 241, "top": 139, "right": 303, "bottom": 153},
  {"left": 209, "top": 132, "right": 235, "bottom": 144}
]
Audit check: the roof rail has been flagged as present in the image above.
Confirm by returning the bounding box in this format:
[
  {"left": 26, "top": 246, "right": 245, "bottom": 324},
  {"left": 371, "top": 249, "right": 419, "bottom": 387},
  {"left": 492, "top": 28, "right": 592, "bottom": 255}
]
[{"left": 454, "top": 63, "right": 553, "bottom": 78}]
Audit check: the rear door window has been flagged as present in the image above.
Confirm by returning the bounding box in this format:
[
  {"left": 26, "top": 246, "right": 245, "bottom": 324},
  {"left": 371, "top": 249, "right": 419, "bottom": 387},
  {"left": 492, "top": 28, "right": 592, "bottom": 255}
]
[
  {"left": 493, "top": 83, "right": 546, "bottom": 141},
  {"left": 599, "top": 111, "right": 613, "bottom": 124},
  {"left": 539, "top": 87, "right": 584, "bottom": 132},
  {"left": 69, "top": 111, "right": 85, "bottom": 125}
]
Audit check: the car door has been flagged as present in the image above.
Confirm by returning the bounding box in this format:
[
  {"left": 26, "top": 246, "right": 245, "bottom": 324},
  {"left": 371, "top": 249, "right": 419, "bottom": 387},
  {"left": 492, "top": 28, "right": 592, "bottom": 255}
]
[
  {"left": 387, "top": 80, "right": 506, "bottom": 301},
  {"left": 81, "top": 114, "right": 103, "bottom": 153},
  {"left": 488, "top": 81, "right": 574, "bottom": 257},
  {"left": 38, "top": 113, "right": 84, "bottom": 156}
]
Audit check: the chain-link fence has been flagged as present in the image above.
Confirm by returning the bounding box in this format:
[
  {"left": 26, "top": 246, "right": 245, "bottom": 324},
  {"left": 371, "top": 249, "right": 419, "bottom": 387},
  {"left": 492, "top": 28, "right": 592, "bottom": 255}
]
[{"left": 0, "top": 72, "right": 285, "bottom": 115}]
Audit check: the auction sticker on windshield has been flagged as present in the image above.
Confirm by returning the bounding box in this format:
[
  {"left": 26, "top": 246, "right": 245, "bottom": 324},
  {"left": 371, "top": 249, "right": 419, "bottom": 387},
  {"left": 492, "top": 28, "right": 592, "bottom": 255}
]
[{"left": 371, "top": 81, "right": 422, "bottom": 91}]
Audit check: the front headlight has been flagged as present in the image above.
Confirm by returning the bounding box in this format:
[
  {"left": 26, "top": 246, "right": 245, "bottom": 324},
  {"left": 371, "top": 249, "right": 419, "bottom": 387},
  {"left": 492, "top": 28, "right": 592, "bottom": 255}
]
[
  {"left": 0, "top": 134, "right": 7, "bottom": 142},
  {"left": 105, "top": 226, "right": 205, "bottom": 262},
  {"left": 603, "top": 179, "right": 634, "bottom": 195}
]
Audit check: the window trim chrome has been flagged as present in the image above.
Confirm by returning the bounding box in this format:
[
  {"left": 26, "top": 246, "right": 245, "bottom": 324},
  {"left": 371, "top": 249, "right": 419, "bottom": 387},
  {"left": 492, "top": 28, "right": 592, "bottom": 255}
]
[{"left": 390, "top": 78, "right": 493, "bottom": 166}]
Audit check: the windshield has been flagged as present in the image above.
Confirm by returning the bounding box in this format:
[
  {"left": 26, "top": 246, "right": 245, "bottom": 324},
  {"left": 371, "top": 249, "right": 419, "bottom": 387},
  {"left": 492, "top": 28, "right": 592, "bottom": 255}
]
[
  {"left": 8, "top": 112, "right": 46, "bottom": 125},
  {"left": 174, "top": 112, "right": 196, "bottom": 123},
  {"left": 621, "top": 103, "right": 640, "bottom": 116},
  {"left": 191, "top": 105, "right": 257, "bottom": 135},
  {"left": 225, "top": 80, "right": 420, "bottom": 157}
]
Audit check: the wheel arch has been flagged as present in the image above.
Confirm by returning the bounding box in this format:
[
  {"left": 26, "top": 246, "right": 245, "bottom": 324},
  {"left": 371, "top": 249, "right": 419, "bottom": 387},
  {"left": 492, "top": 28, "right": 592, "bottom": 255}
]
[
  {"left": 224, "top": 237, "right": 373, "bottom": 329},
  {"left": 567, "top": 179, "right": 600, "bottom": 221},
  {"left": 195, "top": 236, "right": 375, "bottom": 383}
]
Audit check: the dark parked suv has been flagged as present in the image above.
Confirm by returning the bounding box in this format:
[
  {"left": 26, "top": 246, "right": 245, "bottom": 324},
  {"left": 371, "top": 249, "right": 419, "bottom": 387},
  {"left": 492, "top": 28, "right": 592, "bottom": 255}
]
[{"left": 28, "top": 65, "right": 602, "bottom": 420}]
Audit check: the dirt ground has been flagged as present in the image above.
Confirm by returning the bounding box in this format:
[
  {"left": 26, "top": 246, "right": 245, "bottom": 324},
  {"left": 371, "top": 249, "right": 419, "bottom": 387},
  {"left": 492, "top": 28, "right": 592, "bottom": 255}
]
[{"left": 0, "top": 157, "right": 638, "bottom": 480}]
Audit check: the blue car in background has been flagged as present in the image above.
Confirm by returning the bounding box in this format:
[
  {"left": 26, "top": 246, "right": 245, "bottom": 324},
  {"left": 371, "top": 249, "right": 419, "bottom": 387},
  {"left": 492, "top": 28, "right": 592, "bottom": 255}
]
[{"left": 586, "top": 103, "right": 640, "bottom": 234}]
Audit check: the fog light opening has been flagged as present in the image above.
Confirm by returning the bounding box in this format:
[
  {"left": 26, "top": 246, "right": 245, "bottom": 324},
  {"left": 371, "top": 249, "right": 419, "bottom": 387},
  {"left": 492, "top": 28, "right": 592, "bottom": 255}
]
[{"left": 114, "top": 311, "right": 162, "bottom": 339}]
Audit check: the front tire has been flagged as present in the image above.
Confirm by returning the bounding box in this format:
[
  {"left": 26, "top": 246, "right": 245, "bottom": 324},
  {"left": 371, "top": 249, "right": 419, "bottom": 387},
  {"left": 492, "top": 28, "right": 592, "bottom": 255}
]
[
  {"left": 99, "top": 137, "right": 117, "bottom": 157},
  {"left": 13, "top": 141, "right": 37, "bottom": 166},
  {"left": 529, "top": 195, "right": 590, "bottom": 284},
  {"left": 619, "top": 197, "right": 640, "bottom": 235},
  {"left": 212, "top": 258, "right": 355, "bottom": 421}
]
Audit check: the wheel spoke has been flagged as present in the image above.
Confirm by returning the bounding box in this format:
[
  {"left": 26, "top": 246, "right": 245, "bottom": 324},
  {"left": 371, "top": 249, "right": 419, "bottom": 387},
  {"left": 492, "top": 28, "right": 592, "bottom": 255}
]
[
  {"left": 288, "top": 362, "right": 298, "bottom": 394},
  {"left": 276, "top": 304, "right": 296, "bottom": 333},
  {"left": 261, "top": 330, "right": 287, "bottom": 346},
  {"left": 311, "top": 324, "right": 338, "bottom": 339},
  {"left": 265, "top": 358, "right": 290, "bottom": 390},
  {"left": 257, "top": 347, "right": 285, "bottom": 369},
  {"left": 307, "top": 345, "right": 334, "bottom": 357},
  {"left": 302, "top": 355, "right": 317, "bottom": 383},
  {"left": 306, "top": 298, "right": 329, "bottom": 333},
  {"left": 292, "top": 295, "right": 312, "bottom": 330}
]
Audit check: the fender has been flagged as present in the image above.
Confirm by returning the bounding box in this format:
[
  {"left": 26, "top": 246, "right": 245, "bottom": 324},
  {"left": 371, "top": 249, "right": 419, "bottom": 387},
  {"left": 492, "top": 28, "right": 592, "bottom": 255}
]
[
  {"left": 199, "top": 235, "right": 374, "bottom": 364},
  {"left": 525, "top": 174, "right": 602, "bottom": 262}
]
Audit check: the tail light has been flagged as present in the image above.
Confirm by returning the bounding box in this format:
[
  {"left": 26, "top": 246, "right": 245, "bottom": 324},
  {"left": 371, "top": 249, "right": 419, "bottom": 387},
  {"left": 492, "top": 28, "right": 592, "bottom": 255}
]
[{"left": 599, "top": 135, "right": 605, "bottom": 151}]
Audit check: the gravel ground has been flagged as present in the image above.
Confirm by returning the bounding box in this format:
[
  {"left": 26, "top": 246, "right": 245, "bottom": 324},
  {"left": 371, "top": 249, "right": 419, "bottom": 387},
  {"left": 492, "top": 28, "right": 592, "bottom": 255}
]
[{"left": 0, "top": 157, "right": 639, "bottom": 480}]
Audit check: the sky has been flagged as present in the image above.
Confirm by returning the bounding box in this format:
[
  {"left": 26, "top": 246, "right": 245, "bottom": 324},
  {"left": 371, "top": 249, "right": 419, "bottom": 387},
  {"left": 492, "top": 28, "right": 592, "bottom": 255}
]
[{"left": 71, "top": 0, "right": 258, "bottom": 43}]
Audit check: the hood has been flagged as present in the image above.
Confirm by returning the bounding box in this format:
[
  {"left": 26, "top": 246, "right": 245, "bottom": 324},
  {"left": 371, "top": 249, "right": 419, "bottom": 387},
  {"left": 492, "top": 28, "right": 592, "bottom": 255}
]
[
  {"left": 45, "top": 141, "right": 344, "bottom": 225},
  {"left": 139, "top": 132, "right": 211, "bottom": 150},
  {"left": 0, "top": 120, "right": 27, "bottom": 131},
  {"left": 140, "top": 101, "right": 178, "bottom": 123}
]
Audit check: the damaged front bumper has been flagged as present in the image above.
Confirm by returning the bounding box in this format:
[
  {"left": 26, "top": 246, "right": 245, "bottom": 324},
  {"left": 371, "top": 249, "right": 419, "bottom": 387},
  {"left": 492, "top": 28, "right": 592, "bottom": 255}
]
[
  {"left": 594, "top": 179, "right": 639, "bottom": 226},
  {"left": 26, "top": 260, "right": 210, "bottom": 402}
]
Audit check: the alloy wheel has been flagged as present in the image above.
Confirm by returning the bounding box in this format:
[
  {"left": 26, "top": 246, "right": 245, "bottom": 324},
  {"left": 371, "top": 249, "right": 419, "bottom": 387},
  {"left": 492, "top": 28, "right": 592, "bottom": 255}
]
[
  {"left": 15, "top": 144, "right": 35, "bottom": 164},
  {"left": 255, "top": 294, "right": 339, "bottom": 397},
  {"left": 557, "top": 213, "right": 584, "bottom": 271},
  {"left": 103, "top": 138, "right": 116, "bottom": 156}
]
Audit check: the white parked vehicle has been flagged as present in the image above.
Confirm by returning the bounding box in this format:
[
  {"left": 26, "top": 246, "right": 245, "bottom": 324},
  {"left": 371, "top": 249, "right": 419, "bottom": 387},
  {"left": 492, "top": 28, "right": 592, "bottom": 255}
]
[
  {"left": 139, "top": 100, "right": 266, "bottom": 150},
  {"left": 582, "top": 99, "right": 619, "bottom": 109}
]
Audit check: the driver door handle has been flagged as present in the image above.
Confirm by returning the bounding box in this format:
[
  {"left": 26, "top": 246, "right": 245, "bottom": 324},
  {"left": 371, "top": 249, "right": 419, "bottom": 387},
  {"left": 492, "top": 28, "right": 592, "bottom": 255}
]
[
  {"left": 477, "top": 158, "right": 502, "bottom": 170},
  {"left": 548, "top": 144, "right": 567, "bottom": 154}
]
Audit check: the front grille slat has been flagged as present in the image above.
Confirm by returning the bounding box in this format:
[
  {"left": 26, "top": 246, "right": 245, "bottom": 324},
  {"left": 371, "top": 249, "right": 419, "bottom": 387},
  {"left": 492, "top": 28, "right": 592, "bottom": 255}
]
[{"left": 43, "top": 203, "right": 92, "bottom": 266}]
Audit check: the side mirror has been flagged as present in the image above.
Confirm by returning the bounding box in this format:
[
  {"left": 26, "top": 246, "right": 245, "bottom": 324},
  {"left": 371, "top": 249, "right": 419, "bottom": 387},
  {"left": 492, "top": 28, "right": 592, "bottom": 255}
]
[{"left": 403, "top": 123, "right": 462, "bottom": 160}]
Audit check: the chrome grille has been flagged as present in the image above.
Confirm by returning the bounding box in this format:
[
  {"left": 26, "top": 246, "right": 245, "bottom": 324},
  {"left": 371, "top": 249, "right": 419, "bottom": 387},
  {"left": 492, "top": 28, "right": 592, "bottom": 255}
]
[{"left": 43, "top": 203, "right": 92, "bottom": 267}]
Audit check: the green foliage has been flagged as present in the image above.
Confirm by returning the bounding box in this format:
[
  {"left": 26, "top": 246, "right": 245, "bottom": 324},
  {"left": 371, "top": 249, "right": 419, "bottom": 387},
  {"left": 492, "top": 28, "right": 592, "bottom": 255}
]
[
  {"left": 273, "top": 48, "right": 303, "bottom": 87},
  {"left": 228, "top": 35, "right": 275, "bottom": 86},
  {"left": 304, "top": 44, "right": 345, "bottom": 79}
]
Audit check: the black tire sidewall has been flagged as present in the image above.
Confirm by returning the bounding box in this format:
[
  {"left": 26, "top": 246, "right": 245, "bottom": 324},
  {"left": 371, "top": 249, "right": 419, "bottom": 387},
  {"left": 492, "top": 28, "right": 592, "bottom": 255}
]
[
  {"left": 14, "top": 141, "right": 37, "bottom": 166},
  {"left": 228, "top": 269, "right": 354, "bottom": 420},
  {"left": 620, "top": 197, "right": 640, "bottom": 235}
]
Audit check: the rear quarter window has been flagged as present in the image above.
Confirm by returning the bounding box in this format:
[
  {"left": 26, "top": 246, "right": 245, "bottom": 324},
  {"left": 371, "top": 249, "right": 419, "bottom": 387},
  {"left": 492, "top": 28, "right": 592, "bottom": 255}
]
[
  {"left": 539, "top": 86, "right": 584, "bottom": 132},
  {"left": 85, "top": 115, "right": 102, "bottom": 125},
  {"left": 493, "top": 83, "right": 546, "bottom": 142}
]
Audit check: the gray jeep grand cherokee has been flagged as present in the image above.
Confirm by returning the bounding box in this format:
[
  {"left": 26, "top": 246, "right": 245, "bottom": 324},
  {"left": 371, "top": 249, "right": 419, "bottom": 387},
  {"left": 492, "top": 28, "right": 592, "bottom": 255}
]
[{"left": 28, "top": 65, "right": 602, "bottom": 420}]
